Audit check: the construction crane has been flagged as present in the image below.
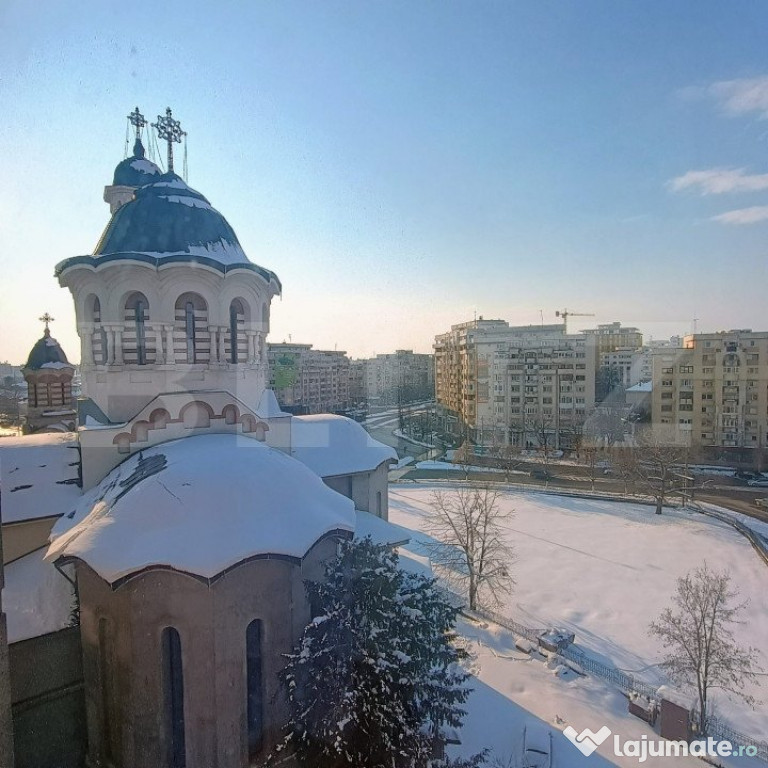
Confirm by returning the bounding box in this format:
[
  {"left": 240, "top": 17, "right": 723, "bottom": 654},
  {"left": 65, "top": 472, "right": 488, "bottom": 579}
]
[{"left": 555, "top": 308, "right": 595, "bottom": 333}]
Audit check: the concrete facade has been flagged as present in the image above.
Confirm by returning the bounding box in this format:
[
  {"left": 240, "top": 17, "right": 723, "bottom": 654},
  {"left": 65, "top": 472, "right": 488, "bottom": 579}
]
[
  {"left": 434, "top": 319, "right": 596, "bottom": 450},
  {"left": 651, "top": 329, "right": 768, "bottom": 464},
  {"left": 267, "top": 342, "right": 351, "bottom": 414},
  {"left": 364, "top": 350, "right": 434, "bottom": 406}
]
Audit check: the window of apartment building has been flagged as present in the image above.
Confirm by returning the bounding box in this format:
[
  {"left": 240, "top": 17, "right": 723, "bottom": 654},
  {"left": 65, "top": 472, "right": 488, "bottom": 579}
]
[
  {"left": 748, "top": 354, "right": 759, "bottom": 364},
  {"left": 662, "top": 367, "right": 673, "bottom": 374},
  {"left": 702, "top": 393, "right": 713, "bottom": 400},
  {"left": 679, "top": 418, "right": 692, "bottom": 424},
  {"left": 680, "top": 366, "right": 694, "bottom": 373},
  {"left": 679, "top": 404, "right": 693, "bottom": 411},
  {"left": 661, "top": 379, "right": 672, "bottom": 386},
  {"left": 702, "top": 381, "right": 713, "bottom": 388},
  {"left": 661, "top": 392, "right": 673, "bottom": 399},
  {"left": 681, "top": 379, "right": 692, "bottom": 386},
  {"left": 702, "top": 367, "right": 713, "bottom": 374}
]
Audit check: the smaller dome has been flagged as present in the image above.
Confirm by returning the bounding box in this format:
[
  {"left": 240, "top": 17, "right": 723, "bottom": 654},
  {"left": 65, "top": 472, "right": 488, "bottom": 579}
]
[
  {"left": 112, "top": 138, "right": 162, "bottom": 188},
  {"left": 24, "top": 329, "right": 72, "bottom": 371}
]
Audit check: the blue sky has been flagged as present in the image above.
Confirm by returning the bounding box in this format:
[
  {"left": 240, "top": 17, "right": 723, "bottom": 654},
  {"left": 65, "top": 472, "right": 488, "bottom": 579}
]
[{"left": 1, "top": 1, "right": 768, "bottom": 363}]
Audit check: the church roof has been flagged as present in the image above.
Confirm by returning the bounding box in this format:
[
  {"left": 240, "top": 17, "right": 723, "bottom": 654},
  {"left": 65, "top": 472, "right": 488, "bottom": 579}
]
[
  {"left": 47, "top": 433, "right": 355, "bottom": 584},
  {"left": 55, "top": 173, "right": 281, "bottom": 289},
  {"left": 23, "top": 329, "right": 72, "bottom": 371},
  {"left": 112, "top": 138, "right": 162, "bottom": 187},
  {"left": 0, "top": 432, "right": 81, "bottom": 524},
  {"left": 290, "top": 414, "right": 397, "bottom": 477}
]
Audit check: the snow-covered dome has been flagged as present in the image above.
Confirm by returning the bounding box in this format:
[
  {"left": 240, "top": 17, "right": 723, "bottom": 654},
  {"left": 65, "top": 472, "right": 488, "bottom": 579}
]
[
  {"left": 112, "top": 138, "right": 162, "bottom": 187},
  {"left": 95, "top": 172, "right": 250, "bottom": 263},
  {"left": 23, "top": 328, "right": 72, "bottom": 371},
  {"left": 47, "top": 434, "right": 355, "bottom": 584}
]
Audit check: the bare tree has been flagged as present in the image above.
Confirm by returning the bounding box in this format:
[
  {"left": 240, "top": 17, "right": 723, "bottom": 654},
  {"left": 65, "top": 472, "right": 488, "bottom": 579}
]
[
  {"left": 424, "top": 484, "right": 515, "bottom": 611},
  {"left": 650, "top": 563, "right": 763, "bottom": 734},
  {"left": 611, "top": 447, "right": 639, "bottom": 496},
  {"left": 582, "top": 439, "right": 600, "bottom": 492},
  {"left": 634, "top": 427, "right": 688, "bottom": 514}
]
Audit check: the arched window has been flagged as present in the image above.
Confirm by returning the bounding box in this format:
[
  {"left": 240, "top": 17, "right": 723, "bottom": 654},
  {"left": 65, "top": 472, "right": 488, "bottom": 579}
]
[
  {"left": 161, "top": 627, "right": 186, "bottom": 768},
  {"left": 124, "top": 292, "right": 151, "bottom": 365},
  {"left": 185, "top": 302, "right": 196, "bottom": 363},
  {"left": 228, "top": 299, "right": 249, "bottom": 364},
  {"left": 246, "top": 620, "right": 264, "bottom": 759},
  {"left": 90, "top": 296, "right": 108, "bottom": 365},
  {"left": 229, "top": 302, "right": 239, "bottom": 363},
  {"left": 174, "top": 293, "right": 209, "bottom": 364}
]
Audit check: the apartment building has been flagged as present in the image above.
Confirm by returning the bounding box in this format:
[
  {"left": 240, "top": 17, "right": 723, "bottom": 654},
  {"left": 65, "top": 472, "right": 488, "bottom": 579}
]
[
  {"left": 267, "top": 342, "right": 351, "bottom": 414},
  {"left": 349, "top": 359, "right": 368, "bottom": 407},
  {"left": 365, "top": 349, "right": 434, "bottom": 405},
  {"left": 580, "top": 322, "right": 643, "bottom": 355},
  {"left": 651, "top": 329, "right": 768, "bottom": 464},
  {"left": 434, "top": 319, "right": 596, "bottom": 449},
  {"left": 600, "top": 347, "right": 652, "bottom": 389}
]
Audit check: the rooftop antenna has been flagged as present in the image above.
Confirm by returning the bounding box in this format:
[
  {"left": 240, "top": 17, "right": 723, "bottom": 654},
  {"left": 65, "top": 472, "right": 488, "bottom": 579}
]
[
  {"left": 540, "top": 309, "right": 544, "bottom": 327},
  {"left": 152, "top": 107, "right": 186, "bottom": 174}
]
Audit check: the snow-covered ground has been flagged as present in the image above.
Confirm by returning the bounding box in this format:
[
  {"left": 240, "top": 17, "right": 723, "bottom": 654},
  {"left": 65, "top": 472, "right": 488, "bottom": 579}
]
[{"left": 388, "top": 484, "right": 768, "bottom": 763}]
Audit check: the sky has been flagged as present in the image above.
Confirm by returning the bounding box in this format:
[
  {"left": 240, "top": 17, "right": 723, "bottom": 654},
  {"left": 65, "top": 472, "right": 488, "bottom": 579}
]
[{"left": 1, "top": 1, "right": 767, "bottom": 364}]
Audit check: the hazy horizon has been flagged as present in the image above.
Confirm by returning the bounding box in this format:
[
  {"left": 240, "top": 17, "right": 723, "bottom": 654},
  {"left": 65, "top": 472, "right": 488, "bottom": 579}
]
[{"left": 2, "top": 1, "right": 767, "bottom": 364}]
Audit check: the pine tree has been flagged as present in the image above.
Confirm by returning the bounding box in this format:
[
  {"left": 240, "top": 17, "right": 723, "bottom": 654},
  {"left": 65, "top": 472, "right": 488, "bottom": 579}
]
[{"left": 270, "top": 538, "right": 484, "bottom": 768}]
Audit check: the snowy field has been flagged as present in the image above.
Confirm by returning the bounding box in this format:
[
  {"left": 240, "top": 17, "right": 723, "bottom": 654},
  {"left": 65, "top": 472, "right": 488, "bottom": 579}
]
[{"left": 387, "top": 484, "right": 768, "bottom": 766}]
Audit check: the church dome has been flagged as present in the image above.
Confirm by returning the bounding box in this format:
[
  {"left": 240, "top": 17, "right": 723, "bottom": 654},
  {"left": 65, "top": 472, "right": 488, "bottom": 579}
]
[
  {"left": 24, "top": 328, "right": 72, "bottom": 371},
  {"left": 112, "top": 138, "right": 162, "bottom": 187},
  {"left": 94, "top": 172, "right": 251, "bottom": 266},
  {"left": 47, "top": 434, "right": 355, "bottom": 584}
]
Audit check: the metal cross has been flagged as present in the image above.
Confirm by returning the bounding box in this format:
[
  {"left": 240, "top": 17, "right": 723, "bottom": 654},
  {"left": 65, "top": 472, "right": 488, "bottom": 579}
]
[
  {"left": 39, "top": 312, "right": 54, "bottom": 333},
  {"left": 128, "top": 106, "right": 146, "bottom": 139},
  {"left": 152, "top": 107, "right": 186, "bottom": 173}
]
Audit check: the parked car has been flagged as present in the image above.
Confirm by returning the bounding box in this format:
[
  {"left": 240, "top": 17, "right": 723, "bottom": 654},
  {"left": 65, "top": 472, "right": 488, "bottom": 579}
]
[
  {"left": 522, "top": 722, "right": 552, "bottom": 768},
  {"left": 735, "top": 470, "right": 762, "bottom": 481},
  {"left": 529, "top": 469, "right": 553, "bottom": 481},
  {"left": 747, "top": 478, "right": 768, "bottom": 487}
]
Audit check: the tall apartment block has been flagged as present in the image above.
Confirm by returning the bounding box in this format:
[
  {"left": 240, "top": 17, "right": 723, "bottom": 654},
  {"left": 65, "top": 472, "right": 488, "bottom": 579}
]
[
  {"left": 434, "top": 319, "right": 596, "bottom": 449},
  {"left": 651, "top": 329, "right": 768, "bottom": 465},
  {"left": 365, "top": 349, "right": 434, "bottom": 405},
  {"left": 267, "top": 342, "right": 351, "bottom": 414}
]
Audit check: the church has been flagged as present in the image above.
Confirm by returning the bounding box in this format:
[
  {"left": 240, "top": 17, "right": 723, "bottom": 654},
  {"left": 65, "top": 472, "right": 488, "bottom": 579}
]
[{"left": 0, "top": 108, "right": 405, "bottom": 768}]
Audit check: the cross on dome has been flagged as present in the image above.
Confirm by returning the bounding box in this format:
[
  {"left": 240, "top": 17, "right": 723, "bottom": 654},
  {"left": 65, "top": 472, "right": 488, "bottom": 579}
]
[
  {"left": 39, "top": 312, "right": 54, "bottom": 336},
  {"left": 152, "top": 107, "right": 186, "bottom": 173},
  {"left": 127, "top": 106, "right": 146, "bottom": 140}
]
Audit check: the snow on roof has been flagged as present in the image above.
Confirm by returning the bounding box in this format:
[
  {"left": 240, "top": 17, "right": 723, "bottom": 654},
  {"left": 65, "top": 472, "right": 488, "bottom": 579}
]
[
  {"left": 627, "top": 381, "right": 652, "bottom": 392},
  {"left": 396, "top": 547, "right": 432, "bottom": 577},
  {"left": 47, "top": 433, "right": 355, "bottom": 584},
  {"left": 4, "top": 548, "right": 75, "bottom": 643},
  {"left": 290, "top": 415, "right": 396, "bottom": 477},
  {"left": 257, "top": 388, "right": 288, "bottom": 418},
  {"left": 355, "top": 510, "right": 411, "bottom": 547},
  {"left": 0, "top": 432, "right": 81, "bottom": 524}
]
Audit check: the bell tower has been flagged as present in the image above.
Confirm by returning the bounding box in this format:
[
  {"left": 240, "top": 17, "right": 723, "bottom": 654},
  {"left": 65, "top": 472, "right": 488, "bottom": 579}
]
[{"left": 57, "top": 110, "right": 281, "bottom": 423}]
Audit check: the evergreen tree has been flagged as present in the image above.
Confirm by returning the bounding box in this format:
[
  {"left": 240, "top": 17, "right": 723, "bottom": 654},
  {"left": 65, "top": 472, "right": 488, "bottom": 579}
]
[{"left": 271, "top": 538, "right": 483, "bottom": 768}]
